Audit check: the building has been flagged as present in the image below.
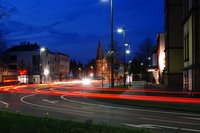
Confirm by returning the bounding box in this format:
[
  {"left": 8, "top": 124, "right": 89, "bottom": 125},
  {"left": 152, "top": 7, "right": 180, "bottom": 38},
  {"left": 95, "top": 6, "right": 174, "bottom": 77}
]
[
  {"left": 3, "top": 43, "right": 41, "bottom": 83},
  {"left": 157, "top": 33, "right": 166, "bottom": 83},
  {"left": 0, "top": 62, "right": 8, "bottom": 83},
  {"left": 183, "top": 0, "right": 200, "bottom": 92},
  {"left": 55, "top": 53, "right": 70, "bottom": 81},
  {"left": 2, "top": 43, "right": 70, "bottom": 84},
  {"left": 164, "top": 0, "right": 184, "bottom": 90},
  {"left": 95, "top": 41, "right": 110, "bottom": 80},
  {"left": 147, "top": 33, "right": 166, "bottom": 84}
]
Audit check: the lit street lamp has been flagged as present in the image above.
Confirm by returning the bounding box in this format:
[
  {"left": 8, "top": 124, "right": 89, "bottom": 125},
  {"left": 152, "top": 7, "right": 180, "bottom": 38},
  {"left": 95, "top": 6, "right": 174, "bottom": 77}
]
[
  {"left": 117, "top": 27, "right": 127, "bottom": 87},
  {"left": 44, "top": 68, "right": 49, "bottom": 76},
  {"left": 40, "top": 47, "right": 45, "bottom": 52}
]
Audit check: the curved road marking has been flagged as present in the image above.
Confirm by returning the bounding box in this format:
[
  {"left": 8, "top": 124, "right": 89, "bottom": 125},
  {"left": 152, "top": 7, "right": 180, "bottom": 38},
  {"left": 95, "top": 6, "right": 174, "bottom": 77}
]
[
  {"left": 61, "top": 95, "right": 200, "bottom": 117},
  {"left": 0, "top": 101, "right": 9, "bottom": 108},
  {"left": 21, "top": 94, "right": 93, "bottom": 115},
  {"left": 42, "top": 99, "right": 58, "bottom": 104}
]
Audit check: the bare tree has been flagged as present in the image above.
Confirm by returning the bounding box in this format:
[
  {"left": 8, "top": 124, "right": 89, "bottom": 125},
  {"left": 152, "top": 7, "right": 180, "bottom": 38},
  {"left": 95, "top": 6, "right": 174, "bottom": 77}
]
[
  {"left": 0, "top": 31, "right": 7, "bottom": 53},
  {"left": 136, "top": 38, "right": 154, "bottom": 65},
  {"left": 0, "top": 5, "right": 16, "bottom": 19}
]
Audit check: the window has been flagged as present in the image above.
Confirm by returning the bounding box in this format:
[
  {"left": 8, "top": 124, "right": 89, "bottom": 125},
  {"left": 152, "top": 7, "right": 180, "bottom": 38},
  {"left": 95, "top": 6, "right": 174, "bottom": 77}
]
[
  {"left": 32, "top": 55, "right": 40, "bottom": 71},
  {"left": 9, "top": 55, "right": 17, "bottom": 62},
  {"left": 184, "top": 33, "right": 189, "bottom": 60},
  {"left": 9, "top": 65, "right": 17, "bottom": 70}
]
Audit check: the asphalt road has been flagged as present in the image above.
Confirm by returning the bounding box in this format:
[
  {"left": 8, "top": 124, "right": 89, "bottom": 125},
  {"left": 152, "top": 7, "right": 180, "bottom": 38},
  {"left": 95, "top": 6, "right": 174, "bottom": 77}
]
[{"left": 1, "top": 83, "right": 200, "bottom": 133}]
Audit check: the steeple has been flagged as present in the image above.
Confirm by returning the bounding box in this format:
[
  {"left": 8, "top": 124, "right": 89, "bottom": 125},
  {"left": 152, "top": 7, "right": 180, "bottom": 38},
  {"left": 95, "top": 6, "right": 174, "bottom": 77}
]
[{"left": 96, "top": 40, "right": 103, "bottom": 60}]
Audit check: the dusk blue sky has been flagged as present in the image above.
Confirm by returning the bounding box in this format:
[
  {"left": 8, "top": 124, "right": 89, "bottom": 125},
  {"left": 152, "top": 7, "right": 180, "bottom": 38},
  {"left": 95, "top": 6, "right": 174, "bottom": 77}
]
[{"left": 1, "top": 0, "right": 164, "bottom": 63}]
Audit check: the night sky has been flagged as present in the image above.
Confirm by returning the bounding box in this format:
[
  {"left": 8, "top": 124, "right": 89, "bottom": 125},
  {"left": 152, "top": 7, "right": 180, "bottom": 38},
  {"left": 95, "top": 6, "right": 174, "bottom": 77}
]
[{"left": 1, "top": 0, "right": 164, "bottom": 63}]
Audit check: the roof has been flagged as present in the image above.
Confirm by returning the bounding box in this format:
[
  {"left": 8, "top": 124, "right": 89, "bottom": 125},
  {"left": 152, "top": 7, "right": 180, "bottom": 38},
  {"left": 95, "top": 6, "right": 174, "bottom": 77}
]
[
  {"left": 55, "top": 52, "right": 69, "bottom": 57},
  {"left": 6, "top": 43, "right": 40, "bottom": 52},
  {"left": 96, "top": 40, "right": 103, "bottom": 60}
]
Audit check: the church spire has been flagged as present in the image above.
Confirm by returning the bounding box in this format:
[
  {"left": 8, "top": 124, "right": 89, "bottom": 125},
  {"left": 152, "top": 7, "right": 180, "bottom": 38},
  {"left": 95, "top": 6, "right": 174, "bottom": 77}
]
[{"left": 96, "top": 40, "right": 103, "bottom": 60}]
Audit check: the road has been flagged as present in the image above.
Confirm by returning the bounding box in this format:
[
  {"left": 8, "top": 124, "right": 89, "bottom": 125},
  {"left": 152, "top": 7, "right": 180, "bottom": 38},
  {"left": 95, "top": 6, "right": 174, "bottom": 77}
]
[{"left": 1, "top": 81, "right": 200, "bottom": 133}]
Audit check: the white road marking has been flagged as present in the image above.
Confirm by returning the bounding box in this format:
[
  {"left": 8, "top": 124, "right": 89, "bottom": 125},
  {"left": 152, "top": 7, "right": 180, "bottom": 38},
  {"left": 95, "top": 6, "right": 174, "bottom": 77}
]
[
  {"left": 122, "top": 123, "right": 159, "bottom": 129},
  {"left": 21, "top": 94, "right": 94, "bottom": 115},
  {"left": 181, "top": 128, "right": 200, "bottom": 132},
  {"left": 155, "top": 125, "right": 178, "bottom": 130},
  {"left": 61, "top": 95, "right": 200, "bottom": 117},
  {"left": 42, "top": 99, "right": 58, "bottom": 104},
  {"left": 0, "top": 101, "right": 9, "bottom": 108},
  {"left": 123, "top": 123, "right": 200, "bottom": 132},
  {"left": 181, "top": 117, "right": 200, "bottom": 121},
  {"left": 140, "top": 117, "right": 200, "bottom": 126}
]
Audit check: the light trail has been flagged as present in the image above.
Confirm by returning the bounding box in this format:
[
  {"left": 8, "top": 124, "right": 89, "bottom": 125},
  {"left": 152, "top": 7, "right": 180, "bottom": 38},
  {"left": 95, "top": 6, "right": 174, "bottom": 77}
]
[{"left": 0, "top": 83, "right": 200, "bottom": 104}]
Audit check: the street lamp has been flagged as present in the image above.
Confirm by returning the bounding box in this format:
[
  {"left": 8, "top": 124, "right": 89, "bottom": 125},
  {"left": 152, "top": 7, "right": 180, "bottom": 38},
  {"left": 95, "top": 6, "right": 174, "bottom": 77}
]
[
  {"left": 117, "top": 28, "right": 127, "bottom": 87},
  {"left": 101, "top": 0, "right": 114, "bottom": 88},
  {"left": 44, "top": 68, "right": 49, "bottom": 76},
  {"left": 40, "top": 47, "right": 46, "bottom": 84},
  {"left": 40, "top": 47, "right": 45, "bottom": 52}
]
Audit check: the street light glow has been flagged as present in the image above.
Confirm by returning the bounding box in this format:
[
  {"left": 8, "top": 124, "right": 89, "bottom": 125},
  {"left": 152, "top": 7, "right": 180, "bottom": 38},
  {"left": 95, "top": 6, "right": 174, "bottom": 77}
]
[
  {"left": 126, "top": 50, "right": 130, "bottom": 54},
  {"left": 82, "top": 78, "right": 91, "bottom": 85},
  {"left": 125, "top": 43, "right": 129, "bottom": 46},
  {"left": 44, "top": 69, "right": 49, "bottom": 76},
  {"left": 101, "top": 0, "right": 109, "bottom": 2},
  {"left": 117, "top": 28, "right": 124, "bottom": 33},
  {"left": 40, "top": 47, "right": 45, "bottom": 52}
]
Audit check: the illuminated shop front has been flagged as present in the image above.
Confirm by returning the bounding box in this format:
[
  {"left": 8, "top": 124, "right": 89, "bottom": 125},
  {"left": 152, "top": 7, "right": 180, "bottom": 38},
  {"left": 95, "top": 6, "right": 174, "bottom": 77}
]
[{"left": 18, "top": 69, "right": 28, "bottom": 84}]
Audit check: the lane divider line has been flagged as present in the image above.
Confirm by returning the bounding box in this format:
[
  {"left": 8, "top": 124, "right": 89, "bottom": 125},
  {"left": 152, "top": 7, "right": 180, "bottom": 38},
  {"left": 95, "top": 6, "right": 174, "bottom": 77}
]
[
  {"left": 21, "top": 94, "right": 94, "bottom": 115},
  {"left": 61, "top": 95, "right": 200, "bottom": 117}
]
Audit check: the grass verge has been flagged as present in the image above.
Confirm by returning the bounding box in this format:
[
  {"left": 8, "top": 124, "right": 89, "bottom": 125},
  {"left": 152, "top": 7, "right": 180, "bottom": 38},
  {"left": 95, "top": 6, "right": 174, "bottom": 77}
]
[{"left": 0, "top": 110, "right": 156, "bottom": 133}]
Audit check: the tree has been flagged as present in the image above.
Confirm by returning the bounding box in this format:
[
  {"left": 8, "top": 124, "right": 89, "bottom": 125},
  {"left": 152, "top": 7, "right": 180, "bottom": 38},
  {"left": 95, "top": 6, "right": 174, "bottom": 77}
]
[
  {"left": 131, "top": 38, "right": 155, "bottom": 81},
  {"left": 0, "top": 32, "right": 6, "bottom": 54},
  {"left": 0, "top": 5, "right": 16, "bottom": 19},
  {"left": 135, "top": 38, "right": 154, "bottom": 66}
]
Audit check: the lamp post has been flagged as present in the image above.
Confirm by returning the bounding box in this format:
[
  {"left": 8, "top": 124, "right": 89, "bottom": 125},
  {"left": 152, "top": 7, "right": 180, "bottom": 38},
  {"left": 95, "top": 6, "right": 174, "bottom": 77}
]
[
  {"left": 40, "top": 47, "right": 45, "bottom": 84},
  {"left": 101, "top": 0, "right": 114, "bottom": 88},
  {"left": 117, "top": 28, "right": 127, "bottom": 87}
]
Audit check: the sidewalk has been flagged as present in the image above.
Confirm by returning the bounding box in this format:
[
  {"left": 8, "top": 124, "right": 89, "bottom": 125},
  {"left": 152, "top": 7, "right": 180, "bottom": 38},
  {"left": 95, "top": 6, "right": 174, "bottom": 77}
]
[{"left": 130, "top": 81, "right": 200, "bottom": 98}]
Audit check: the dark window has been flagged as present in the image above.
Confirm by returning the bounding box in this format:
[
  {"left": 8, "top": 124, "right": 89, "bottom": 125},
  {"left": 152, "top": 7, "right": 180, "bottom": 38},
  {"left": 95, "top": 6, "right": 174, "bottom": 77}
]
[
  {"left": 9, "top": 56, "right": 17, "bottom": 62},
  {"left": 32, "top": 55, "right": 40, "bottom": 71},
  {"left": 9, "top": 65, "right": 17, "bottom": 70}
]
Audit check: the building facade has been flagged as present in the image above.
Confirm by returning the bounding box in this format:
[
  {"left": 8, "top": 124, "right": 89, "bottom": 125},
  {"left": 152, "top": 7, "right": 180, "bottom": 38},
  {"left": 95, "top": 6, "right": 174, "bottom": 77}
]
[
  {"left": 3, "top": 44, "right": 41, "bottom": 83},
  {"left": 55, "top": 53, "right": 70, "bottom": 81},
  {"left": 164, "top": 0, "right": 184, "bottom": 90},
  {"left": 157, "top": 33, "right": 165, "bottom": 83},
  {"left": 2, "top": 43, "right": 70, "bottom": 84},
  {"left": 147, "top": 33, "right": 165, "bottom": 84},
  {"left": 0, "top": 62, "right": 7, "bottom": 83},
  {"left": 183, "top": 0, "right": 200, "bottom": 92}
]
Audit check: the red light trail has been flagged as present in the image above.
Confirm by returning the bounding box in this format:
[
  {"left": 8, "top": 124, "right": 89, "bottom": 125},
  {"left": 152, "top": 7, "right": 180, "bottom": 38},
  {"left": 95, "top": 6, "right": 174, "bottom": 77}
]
[{"left": 0, "top": 83, "right": 200, "bottom": 104}]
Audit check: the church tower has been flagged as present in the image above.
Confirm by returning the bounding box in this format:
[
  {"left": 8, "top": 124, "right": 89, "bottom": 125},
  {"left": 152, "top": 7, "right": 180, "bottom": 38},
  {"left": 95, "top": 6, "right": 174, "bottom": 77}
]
[
  {"left": 95, "top": 41, "right": 110, "bottom": 80},
  {"left": 95, "top": 40, "right": 103, "bottom": 78}
]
